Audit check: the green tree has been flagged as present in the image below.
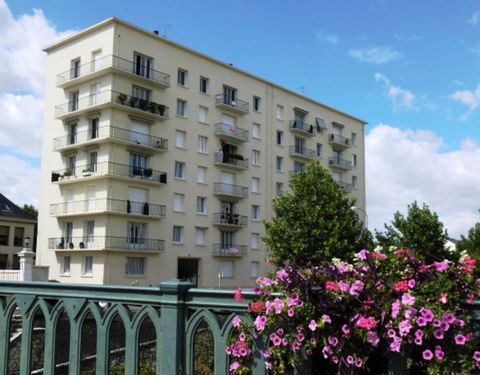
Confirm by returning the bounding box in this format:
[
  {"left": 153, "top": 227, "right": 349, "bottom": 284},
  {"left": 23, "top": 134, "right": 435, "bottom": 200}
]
[
  {"left": 375, "top": 201, "right": 449, "bottom": 261},
  {"left": 263, "top": 161, "right": 372, "bottom": 267},
  {"left": 20, "top": 204, "right": 38, "bottom": 219},
  {"left": 457, "top": 219, "right": 480, "bottom": 260}
]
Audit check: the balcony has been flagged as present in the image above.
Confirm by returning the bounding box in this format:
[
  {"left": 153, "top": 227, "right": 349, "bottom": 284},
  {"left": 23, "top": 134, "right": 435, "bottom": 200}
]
[
  {"left": 214, "top": 123, "right": 249, "bottom": 144},
  {"left": 329, "top": 157, "right": 353, "bottom": 171},
  {"left": 338, "top": 181, "right": 353, "bottom": 193},
  {"left": 213, "top": 183, "right": 248, "bottom": 200},
  {"left": 289, "top": 145, "right": 316, "bottom": 161},
  {"left": 215, "top": 94, "right": 249, "bottom": 114},
  {"left": 53, "top": 126, "right": 168, "bottom": 152},
  {"left": 48, "top": 236, "right": 165, "bottom": 252},
  {"left": 214, "top": 153, "right": 249, "bottom": 171},
  {"left": 50, "top": 198, "right": 166, "bottom": 219},
  {"left": 289, "top": 120, "right": 315, "bottom": 137},
  {"left": 212, "top": 213, "right": 248, "bottom": 229},
  {"left": 54, "top": 90, "right": 169, "bottom": 122},
  {"left": 329, "top": 134, "right": 351, "bottom": 150},
  {"left": 56, "top": 54, "right": 170, "bottom": 89},
  {"left": 212, "top": 244, "right": 248, "bottom": 257},
  {"left": 51, "top": 161, "right": 167, "bottom": 186}
]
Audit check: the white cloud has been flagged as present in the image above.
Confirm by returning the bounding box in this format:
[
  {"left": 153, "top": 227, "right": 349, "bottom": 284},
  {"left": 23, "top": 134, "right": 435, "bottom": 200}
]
[
  {"left": 0, "top": 154, "right": 39, "bottom": 206},
  {"left": 366, "top": 124, "right": 480, "bottom": 238},
  {"left": 469, "top": 11, "right": 480, "bottom": 25},
  {"left": 349, "top": 46, "right": 402, "bottom": 64},
  {"left": 449, "top": 84, "right": 480, "bottom": 120},
  {"left": 316, "top": 32, "right": 340, "bottom": 45},
  {"left": 374, "top": 72, "right": 422, "bottom": 111}
]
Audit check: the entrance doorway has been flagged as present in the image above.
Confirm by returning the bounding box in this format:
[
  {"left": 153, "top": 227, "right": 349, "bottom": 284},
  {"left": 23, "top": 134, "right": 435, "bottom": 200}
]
[{"left": 178, "top": 258, "right": 199, "bottom": 287}]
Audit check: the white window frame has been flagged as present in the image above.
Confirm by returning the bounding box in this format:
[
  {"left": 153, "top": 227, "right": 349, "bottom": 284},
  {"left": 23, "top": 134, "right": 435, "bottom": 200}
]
[
  {"left": 197, "top": 166, "right": 207, "bottom": 184},
  {"left": 250, "top": 261, "right": 260, "bottom": 278},
  {"left": 219, "top": 260, "right": 234, "bottom": 279},
  {"left": 197, "top": 135, "right": 208, "bottom": 153},
  {"left": 276, "top": 105, "right": 284, "bottom": 120},
  {"left": 62, "top": 256, "right": 71, "bottom": 275},
  {"left": 198, "top": 106, "right": 208, "bottom": 123},
  {"left": 276, "top": 130, "right": 284, "bottom": 145},
  {"left": 199, "top": 76, "right": 209, "bottom": 94},
  {"left": 176, "top": 99, "right": 187, "bottom": 117},
  {"left": 276, "top": 156, "right": 284, "bottom": 172},
  {"left": 174, "top": 161, "right": 186, "bottom": 179},
  {"left": 173, "top": 193, "right": 184, "bottom": 212},
  {"left": 251, "top": 233, "right": 259, "bottom": 250},
  {"left": 173, "top": 226, "right": 184, "bottom": 244},
  {"left": 251, "top": 205, "right": 260, "bottom": 221},
  {"left": 196, "top": 196, "right": 207, "bottom": 214},
  {"left": 175, "top": 130, "right": 186, "bottom": 149},
  {"left": 125, "top": 257, "right": 146, "bottom": 276},
  {"left": 251, "top": 177, "right": 260, "bottom": 194},
  {"left": 83, "top": 256, "right": 93, "bottom": 276},
  {"left": 195, "top": 228, "right": 207, "bottom": 246},
  {"left": 251, "top": 149, "right": 260, "bottom": 166},
  {"left": 252, "top": 123, "right": 261, "bottom": 139},
  {"left": 177, "top": 68, "right": 188, "bottom": 86}
]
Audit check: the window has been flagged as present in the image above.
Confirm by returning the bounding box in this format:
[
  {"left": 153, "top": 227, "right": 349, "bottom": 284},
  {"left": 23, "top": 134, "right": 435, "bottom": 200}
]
[
  {"left": 134, "top": 53, "right": 152, "bottom": 78},
  {"left": 90, "top": 82, "right": 100, "bottom": 105},
  {"left": 71, "top": 58, "right": 81, "bottom": 79},
  {"left": 126, "top": 257, "right": 145, "bottom": 276},
  {"left": 175, "top": 130, "right": 186, "bottom": 148},
  {"left": 252, "top": 123, "right": 261, "bottom": 139},
  {"left": 276, "top": 130, "right": 284, "bottom": 145},
  {"left": 174, "top": 161, "right": 186, "bottom": 179},
  {"left": 173, "top": 194, "right": 184, "bottom": 212},
  {"left": 127, "top": 222, "right": 147, "bottom": 246},
  {"left": 69, "top": 123, "right": 77, "bottom": 145},
  {"left": 196, "top": 197, "right": 207, "bottom": 214},
  {"left": 13, "top": 227, "right": 24, "bottom": 247},
  {"left": 253, "top": 96, "right": 261, "bottom": 112},
  {"left": 177, "top": 68, "right": 188, "bottom": 86},
  {"left": 68, "top": 155, "right": 76, "bottom": 176},
  {"left": 91, "top": 50, "right": 102, "bottom": 71},
  {"left": 198, "top": 106, "right": 208, "bottom": 123},
  {"left": 352, "top": 176, "right": 358, "bottom": 189},
  {"left": 83, "top": 256, "right": 93, "bottom": 275},
  {"left": 197, "top": 166, "right": 207, "bottom": 183},
  {"left": 130, "top": 153, "right": 148, "bottom": 175},
  {"left": 173, "top": 226, "right": 184, "bottom": 244},
  {"left": 316, "top": 143, "right": 323, "bottom": 157},
  {"left": 251, "top": 233, "right": 259, "bottom": 249},
  {"left": 352, "top": 154, "right": 357, "bottom": 167},
  {"left": 351, "top": 132, "right": 358, "bottom": 145},
  {"left": 199, "top": 77, "right": 209, "bottom": 93},
  {"left": 251, "top": 177, "right": 260, "bottom": 193},
  {"left": 276, "top": 105, "right": 284, "bottom": 120},
  {"left": 90, "top": 118, "right": 99, "bottom": 139},
  {"left": 222, "top": 85, "right": 237, "bottom": 106},
  {"left": 293, "top": 161, "right": 304, "bottom": 172},
  {"left": 0, "top": 226, "right": 9, "bottom": 246},
  {"left": 89, "top": 151, "right": 98, "bottom": 172},
  {"left": 276, "top": 156, "right": 284, "bottom": 172},
  {"left": 251, "top": 261, "right": 260, "bottom": 278},
  {"left": 294, "top": 136, "right": 305, "bottom": 154},
  {"left": 251, "top": 205, "right": 260, "bottom": 221},
  {"left": 195, "top": 228, "right": 206, "bottom": 245},
  {"left": 64, "top": 222, "right": 73, "bottom": 245},
  {"left": 276, "top": 182, "right": 284, "bottom": 196},
  {"left": 219, "top": 261, "right": 234, "bottom": 278},
  {"left": 197, "top": 135, "right": 208, "bottom": 153},
  {"left": 69, "top": 90, "right": 79, "bottom": 111},
  {"left": 316, "top": 117, "right": 327, "bottom": 132},
  {"left": 62, "top": 256, "right": 71, "bottom": 275},
  {"left": 251, "top": 150, "right": 260, "bottom": 166},
  {"left": 132, "top": 85, "right": 150, "bottom": 100},
  {"left": 176, "top": 99, "right": 187, "bottom": 117}
]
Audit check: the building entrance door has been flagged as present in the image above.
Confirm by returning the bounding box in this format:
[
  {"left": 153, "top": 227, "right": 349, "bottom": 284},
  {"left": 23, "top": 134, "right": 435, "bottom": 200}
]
[{"left": 178, "top": 258, "right": 198, "bottom": 287}]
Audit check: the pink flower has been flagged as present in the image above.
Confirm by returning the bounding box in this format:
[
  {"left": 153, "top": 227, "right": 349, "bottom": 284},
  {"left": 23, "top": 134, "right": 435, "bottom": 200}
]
[
  {"left": 276, "top": 269, "right": 289, "bottom": 281},
  {"left": 349, "top": 280, "right": 364, "bottom": 296},
  {"left": 355, "top": 359, "right": 363, "bottom": 368},
  {"left": 391, "top": 300, "right": 401, "bottom": 318},
  {"left": 401, "top": 293, "right": 415, "bottom": 306},
  {"left": 265, "top": 362, "right": 272, "bottom": 370},
  {"left": 287, "top": 308, "right": 294, "bottom": 317},
  {"left": 358, "top": 249, "right": 369, "bottom": 260},
  {"left": 390, "top": 336, "right": 401, "bottom": 352},
  {"left": 438, "top": 293, "right": 448, "bottom": 304},
  {"left": 367, "top": 331, "right": 380, "bottom": 347},
  {"left": 232, "top": 315, "right": 241, "bottom": 328},
  {"left": 234, "top": 288, "right": 243, "bottom": 302},
  {"left": 328, "top": 336, "right": 339, "bottom": 347},
  {"left": 347, "top": 355, "right": 354, "bottom": 364},
  {"left": 416, "top": 316, "right": 427, "bottom": 327},
  {"left": 407, "top": 279, "right": 416, "bottom": 289},
  {"left": 342, "top": 324, "right": 350, "bottom": 336},
  {"left": 435, "top": 347, "right": 444, "bottom": 360},
  {"left": 308, "top": 320, "right": 317, "bottom": 331},
  {"left": 322, "top": 314, "right": 332, "bottom": 324},
  {"left": 297, "top": 333, "right": 305, "bottom": 342},
  {"left": 254, "top": 315, "right": 267, "bottom": 331},
  {"left": 292, "top": 341, "right": 300, "bottom": 351},
  {"left": 338, "top": 280, "right": 349, "bottom": 292},
  {"left": 443, "top": 313, "right": 455, "bottom": 324},
  {"left": 420, "top": 308, "right": 434, "bottom": 322},
  {"left": 356, "top": 316, "right": 378, "bottom": 330},
  {"left": 433, "top": 329, "right": 444, "bottom": 340},
  {"left": 422, "top": 349, "right": 433, "bottom": 361},
  {"left": 325, "top": 281, "right": 339, "bottom": 291},
  {"left": 455, "top": 334, "right": 467, "bottom": 345},
  {"left": 433, "top": 261, "right": 449, "bottom": 272},
  {"left": 398, "top": 320, "right": 412, "bottom": 336},
  {"left": 473, "top": 351, "right": 480, "bottom": 361},
  {"left": 322, "top": 345, "right": 332, "bottom": 358}
]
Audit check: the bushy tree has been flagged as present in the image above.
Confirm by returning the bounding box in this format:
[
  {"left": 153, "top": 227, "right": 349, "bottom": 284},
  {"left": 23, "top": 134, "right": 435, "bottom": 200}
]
[
  {"left": 375, "top": 201, "right": 449, "bottom": 261},
  {"left": 263, "top": 161, "right": 372, "bottom": 267},
  {"left": 457, "top": 220, "right": 480, "bottom": 260},
  {"left": 21, "top": 204, "right": 38, "bottom": 219}
]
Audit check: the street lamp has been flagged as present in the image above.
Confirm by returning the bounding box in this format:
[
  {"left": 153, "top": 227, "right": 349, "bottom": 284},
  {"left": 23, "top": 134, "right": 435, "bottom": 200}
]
[
  {"left": 24, "top": 236, "right": 31, "bottom": 249},
  {"left": 352, "top": 206, "right": 368, "bottom": 228}
]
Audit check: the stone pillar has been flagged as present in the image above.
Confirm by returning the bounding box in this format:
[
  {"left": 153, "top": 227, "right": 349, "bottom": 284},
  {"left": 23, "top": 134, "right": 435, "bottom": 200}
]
[{"left": 18, "top": 247, "right": 35, "bottom": 282}]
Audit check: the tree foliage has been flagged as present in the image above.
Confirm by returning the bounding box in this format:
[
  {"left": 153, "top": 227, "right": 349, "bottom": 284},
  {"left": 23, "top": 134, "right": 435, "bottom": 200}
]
[
  {"left": 375, "top": 201, "right": 449, "bottom": 261},
  {"left": 20, "top": 204, "right": 38, "bottom": 219},
  {"left": 457, "top": 220, "right": 480, "bottom": 260},
  {"left": 263, "top": 161, "right": 372, "bottom": 267}
]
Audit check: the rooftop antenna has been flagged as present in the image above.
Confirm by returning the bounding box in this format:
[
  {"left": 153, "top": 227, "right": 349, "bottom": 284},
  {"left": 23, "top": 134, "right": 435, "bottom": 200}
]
[{"left": 162, "top": 24, "right": 172, "bottom": 38}]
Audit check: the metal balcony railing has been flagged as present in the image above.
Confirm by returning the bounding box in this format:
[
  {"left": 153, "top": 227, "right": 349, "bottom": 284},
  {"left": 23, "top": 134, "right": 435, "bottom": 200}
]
[
  {"left": 213, "top": 183, "right": 248, "bottom": 199},
  {"left": 329, "top": 156, "right": 353, "bottom": 170},
  {"left": 54, "top": 90, "right": 169, "bottom": 120},
  {"left": 212, "top": 213, "right": 248, "bottom": 227},
  {"left": 52, "top": 126, "right": 168, "bottom": 151},
  {"left": 338, "top": 181, "right": 353, "bottom": 192},
  {"left": 51, "top": 161, "right": 167, "bottom": 185},
  {"left": 215, "top": 94, "right": 249, "bottom": 114},
  {"left": 329, "top": 133, "right": 351, "bottom": 149},
  {"left": 49, "top": 198, "right": 166, "bottom": 218},
  {"left": 214, "top": 123, "right": 249, "bottom": 143},
  {"left": 289, "top": 120, "right": 314, "bottom": 135},
  {"left": 56, "top": 54, "right": 170, "bottom": 87},
  {"left": 214, "top": 153, "right": 249, "bottom": 169},
  {"left": 212, "top": 244, "right": 248, "bottom": 257},
  {"left": 289, "top": 145, "right": 316, "bottom": 160},
  {"left": 48, "top": 236, "right": 165, "bottom": 251}
]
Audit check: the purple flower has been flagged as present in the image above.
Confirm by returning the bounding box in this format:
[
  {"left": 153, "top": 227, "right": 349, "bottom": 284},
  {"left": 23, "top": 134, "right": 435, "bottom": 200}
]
[
  {"left": 328, "top": 336, "right": 339, "bottom": 347},
  {"left": 416, "top": 316, "right": 427, "bottom": 327},
  {"left": 390, "top": 336, "right": 401, "bottom": 352},
  {"left": 230, "top": 361, "right": 240, "bottom": 371},
  {"left": 342, "top": 324, "right": 350, "bottom": 336},
  {"left": 391, "top": 300, "right": 401, "bottom": 318},
  {"left": 415, "top": 329, "right": 424, "bottom": 339},
  {"left": 277, "top": 328, "right": 284, "bottom": 336},
  {"left": 232, "top": 315, "right": 241, "bottom": 328},
  {"left": 287, "top": 308, "right": 294, "bottom": 317},
  {"left": 422, "top": 350, "right": 433, "bottom": 361},
  {"left": 407, "top": 279, "right": 416, "bottom": 289},
  {"left": 349, "top": 280, "right": 364, "bottom": 296},
  {"left": 401, "top": 293, "right": 415, "bottom": 306},
  {"left": 455, "top": 334, "right": 466, "bottom": 345},
  {"left": 322, "top": 314, "right": 332, "bottom": 324},
  {"left": 473, "top": 351, "right": 480, "bottom": 361},
  {"left": 254, "top": 315, "right": 267, "bottom": 331},
  {"left": 357, "top": 249, "right": 369, "bottom": 260},
  {"left": 433, "top": 329, "right": 444, "bottom": 340},
  {"left": 355, "top": 359, "right": 363, "bottom": 368},
  {"left": 367, "top": 331, "right": 380, "bottom": 347},
  {"left": 297, "top": 333, "right": 305, "bottom": 342},
  {"left": 338, "top": 280, "right": 349, "bottom": 291},
  {"left": 398, "top": 320, "right": 412, "bottom": 336},
  {"left": 322, "top": 345, "right": 332, "bottom": 358},
  {"left": 276, "top": 269, "right": 289, "bottom": 281},
  {"left": 443, "top": 313, "right": 455, "bottom": 324},
  {"left": 433, "top": 261, "right": 449, "bottom": 272},
  {"left": 421, "top": 308, "right": 434, "bottom": 322},
  {"left": 308, "top": 320, "right": 317, "bottom": 331},
  {"left": 292, "top": 341, "right": 301, "bottom": 351},
  {"left": 414, "top": 337, "right": 422, "bottom": 345},
  {"left": 454, "top": 319, "right": 465, "bottom": 327},
  {"left": 440, "top": 321, "right": 450, "bottom": 332},
  {"left": 347, "top": 355, "right": 354, "bottom": 364},
  {"left": 435, "top": 347, "right": 444, "bottom": 360},
  {"left": 433, "top": 319, "right": 442, "bottom": 327},
  {"left": 387, "top": 329, "right": 397, "bottom": 338}
]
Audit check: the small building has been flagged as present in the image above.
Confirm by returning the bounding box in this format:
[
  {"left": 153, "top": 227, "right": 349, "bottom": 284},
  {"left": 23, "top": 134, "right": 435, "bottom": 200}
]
[{"left": 0, "top": 194, "right": 36, "bottom": 269}]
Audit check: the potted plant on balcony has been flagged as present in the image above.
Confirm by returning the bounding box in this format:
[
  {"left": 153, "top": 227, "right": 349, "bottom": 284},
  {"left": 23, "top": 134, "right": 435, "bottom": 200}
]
[
  {"left": 117, "top": 93, "right": 127, "bottom": 105},
  {"left": 82, "top": 168, "right": 93, "bottom": 177},
  {"left": 148, "top": 102, "right": 157, "bottom": 113},
  {"left": 129, "top": 96, "right": 138, "bottom": 108},
  {"left": 63, "top": 169, "right": 73, "bottom": 179},
  {"left": 143, "top": 202, "right": 149, "bottom": 215},
  {"left": 157, "top": 104, "right": 166, "bottom": 116},
  {"left": 132, "top": 167, "right": 143, "bottom": 177},
  {"left": 57, "top": 238, "right": 65, "bottom": 249},
  {"left": 138, "top": 99, "right": 149, "bottom": 111}
]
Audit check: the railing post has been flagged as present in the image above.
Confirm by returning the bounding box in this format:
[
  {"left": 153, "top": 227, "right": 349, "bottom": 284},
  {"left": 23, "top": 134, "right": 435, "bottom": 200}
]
[{"left": 159, "top": 279, "right": 193, "bottom": 375}]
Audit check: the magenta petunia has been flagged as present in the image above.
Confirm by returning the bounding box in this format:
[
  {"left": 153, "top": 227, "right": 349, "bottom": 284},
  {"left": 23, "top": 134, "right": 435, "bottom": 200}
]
[
  {"left": 455, "top": 334, "right": 466, "bottom": 345},
  {"left": 308, "top": 320, "right": 317, "bottom": 331},
  {"left": 422, "top": 350, "right": 433, "bottom": 361}
]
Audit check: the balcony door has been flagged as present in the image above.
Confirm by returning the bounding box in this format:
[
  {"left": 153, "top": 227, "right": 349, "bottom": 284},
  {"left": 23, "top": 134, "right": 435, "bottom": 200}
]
[
  {"left": 66, "top": 190, "right": 74, "bottom": 214},
  {"left": 130, "top": 120, "right": 150, "bottom": 146},
  {"left": 90, "top": 83, "right": 101, "bottom": 105},
  {"left": 91, "top": 50, "right": 102, "bottom": 72},
  {"left": 223, "top": 86, "right": 236, "bottom": 105},
  {"left": 64, "top": 222, "right": 73, "bottom": 247},
  {"left": 87, "top": 186, "right": 96, "bottom": 212},
  {"left": 127, "top": 222, "right": 147, "bottom": 249},
  {"left": 69, "top": 123, "right": 77, "bottom": 145},
  {"left": 128, "top": 187, "right": 148, "bottom": 215},
  {"left": 220, "top": 231, "right": 235, "bottom": 252},
  {"left": 294, "top": 137, "right": 305, "bottom": 154},
  {"left": 178, "top": 258, "right": 198, "bottom": 287},
  {"left": 85, "top": 220, "right": 94, "bottom": 248},
  {"left": 134, "top": 53, "right": 152, "bottom": 79}
]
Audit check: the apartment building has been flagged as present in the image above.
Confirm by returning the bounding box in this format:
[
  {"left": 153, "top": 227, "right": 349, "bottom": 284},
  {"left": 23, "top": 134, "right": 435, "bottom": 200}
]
[{"left": 37, "top": 18, "right": 367, "bottom": 287}]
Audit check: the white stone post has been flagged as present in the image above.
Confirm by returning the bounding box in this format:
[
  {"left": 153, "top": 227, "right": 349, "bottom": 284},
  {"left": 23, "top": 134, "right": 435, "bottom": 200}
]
[{"left": 18, "top": 237, "right": 35, "bottom": 282}]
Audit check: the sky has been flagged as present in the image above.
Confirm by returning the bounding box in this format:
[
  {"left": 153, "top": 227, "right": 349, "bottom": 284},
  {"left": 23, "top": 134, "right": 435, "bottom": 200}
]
[{"left": 1, "top": 0, "right": 480, "bottom": 238}]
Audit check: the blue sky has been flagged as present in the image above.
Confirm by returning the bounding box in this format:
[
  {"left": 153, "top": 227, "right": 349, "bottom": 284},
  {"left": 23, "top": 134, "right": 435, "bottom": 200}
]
[{"left": 1, "top": 0, "right": 480, "bottom": 237}]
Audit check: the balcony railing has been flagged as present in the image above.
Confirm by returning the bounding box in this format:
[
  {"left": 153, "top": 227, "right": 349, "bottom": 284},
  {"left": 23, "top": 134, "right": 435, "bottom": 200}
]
[
  {"left": 328, "top": 157, "right": 353, "bottom": 170},
  {"left": 289, "top": 120, "right": 315, "bottom": 136},
  {"left": 56, "top": 54, "right": 171, "bottom": 88},
  {"left": 214, "top": 153, "right": 249, "bottom": 170},
  {"left": 215, "top": 94, "right": 249, "bottom": 114},
  {"left": 51, "top": 161, "right": 167, "bottom": 185},
  {"left": 214, "top": 123, "right": 249, "bottom": 143},
  {"left": 54, "top": 90, "right": 169, "bottom": 121},
  {"left": 50, "top": 198, "right": 166, "bottom": 218},
  {"left": 52, "top": 126, "right": 168, "bottom": 151},
  {"left": 329, "top": 133, "right": 351, "bottom": 149},
  {"left": 48, "top": 236, "right": 165, "bottom": 252},
  {"left": 212, "top": 244, "right": 248, "bottom": 257},
  {"left": 289, "top": 145, "right": 316, "bottom": 160},
  {"left": 212, "top": 213, "right": 248, "bottom": 227},
  {"left": 213, "top": 183, "right": 248, "bottom": 199},
  {"left": 338, "top": 181, "right": 353, "bottom": 192}
]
